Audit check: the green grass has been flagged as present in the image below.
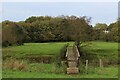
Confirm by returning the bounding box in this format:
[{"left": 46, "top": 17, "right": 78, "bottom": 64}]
[
  {"left": 81, "top": 41, "right": 118, "bottom": 62},
  {"left": 3, "top": 42, "right": 73, "bottom": 58},
  {"left": 2, "top": 41, "right": 118, "bottom": 78},
  {"left": 3, "top": 66, "right": 118, "bottom": 78},
  {"left": 82, "top": 41, "right": 118, "bottom": 54},
  {"left": 28, "top": 63, "right": 56, "bottom": 73}
]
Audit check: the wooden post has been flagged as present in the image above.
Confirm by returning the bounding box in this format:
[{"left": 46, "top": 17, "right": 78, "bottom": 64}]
[
  {"left": 85, "top": 60, "right": 88, "bottom": 71},
  {"left": 99, "top": 59, "right": 103, "bottom": 68}
]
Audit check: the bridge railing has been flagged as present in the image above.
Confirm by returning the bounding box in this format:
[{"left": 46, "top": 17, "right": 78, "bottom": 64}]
[{"left": 73, "top": 44, "right": 80, "bottom": 60}]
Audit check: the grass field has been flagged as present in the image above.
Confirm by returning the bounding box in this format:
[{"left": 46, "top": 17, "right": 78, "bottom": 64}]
[
  {"left": 3, "top": 42, "right": 73, "bottom": 58},
  {"left": 2, "top": 41, "right": 118, "bottom": 78},
  {"left": 82, "top": 41, "right": 118, "bottom": 56},
  {"left": 3, "top": 66, "right": 118, "bottom": 78},
  {"left": 81, "top": 41, "right": 118, "bottom": 65}
]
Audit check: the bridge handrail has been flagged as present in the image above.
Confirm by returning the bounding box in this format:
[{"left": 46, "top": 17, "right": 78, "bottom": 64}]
[{"left": 73, "top": 45, "right": 80, "bottom": 59}]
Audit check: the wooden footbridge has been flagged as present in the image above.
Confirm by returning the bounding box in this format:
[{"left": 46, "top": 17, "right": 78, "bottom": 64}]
[{"left": 66, "top": 44, "right": 80, "bottom": 74}]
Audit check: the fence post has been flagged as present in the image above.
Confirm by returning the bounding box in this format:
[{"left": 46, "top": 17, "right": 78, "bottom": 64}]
[
  {"left": 85, "top": 60, "right": 88, "bottom": 71},
  {"left": 99, "top": 59, "right": 103, "bottom": 68}
]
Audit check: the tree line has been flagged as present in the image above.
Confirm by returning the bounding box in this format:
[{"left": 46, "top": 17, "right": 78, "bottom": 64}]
[{"left": 1, "top": 15, "right": 119, "bottom": 47}]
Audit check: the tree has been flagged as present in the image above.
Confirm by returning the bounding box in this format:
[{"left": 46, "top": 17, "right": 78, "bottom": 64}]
[
  {"left": 2, "top": 15, "right": 95, "bottom": 45},
  {"left": 107, "top": 21, "right": 118, "bottom": 42},
  {"left": 93, "top": 23, "right": 108, "bottom": 41},
  {"left": 2, "top": 21, "right": 25, "bottom": 47}
]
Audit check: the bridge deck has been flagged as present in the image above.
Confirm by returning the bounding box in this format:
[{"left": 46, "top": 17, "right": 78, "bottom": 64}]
[
  {"left": 66, "top": 45, "right": 80, "bottom": 74},
  {"left": 67, "top": 47, "right": 76, "bottom": 60}
]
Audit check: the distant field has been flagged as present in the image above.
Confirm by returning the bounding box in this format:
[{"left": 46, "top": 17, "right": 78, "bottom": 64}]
[
  {"left": 2, "top": 41, "right": 118, "bottom": 78},
  {"left": 81, "top": 41, "right": 118, "bottom": 64},
  {"left": 83, "top": 41, "right": 118, "bottom": 56},
  {"left": 3, "top": 42, "right": 73, "bottom": 58}
]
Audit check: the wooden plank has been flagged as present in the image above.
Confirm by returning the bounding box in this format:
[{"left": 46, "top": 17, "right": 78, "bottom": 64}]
[
  {"left": 66, "top": 48, "right": 68, "bottom": 57},
  {"left": 68, "top": 61, "right": 77, "bottom": 67},
  {"left": 67, "top": 47, "right": 76, "bottom": 60},
  {"left": 67, "top": 67, "right": 79, "bottom": 74},
  {"left": 85, "top": 60, "right": 88, "bottom": 71}
]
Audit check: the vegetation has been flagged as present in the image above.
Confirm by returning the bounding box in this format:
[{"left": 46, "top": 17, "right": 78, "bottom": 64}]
[
  {"left": 2, "top": 42, "right": 118, "bottom": 78},
  {"left": 2, "top": 15, "right": 119, "bottom": 78},
  {"left": 3, "top": 42, "right": 73, "bottom": 63},
  {"left": 2, "top": 66, "right": 118, "bottom": 78},
  {"left": 2, "top": 21, "right": 25, "bottom": 47},
  {"left": 2, "top": 16, "right": 93, "bottom": 47},
  {"left": 80, "top": 41, "right": 118, "bottom": 65},
  {"left": 93, "top": 22, "right": 119, "bottom": 42},
  {"left": 2, "top": 16, "right": 119, "bottom": 47}
]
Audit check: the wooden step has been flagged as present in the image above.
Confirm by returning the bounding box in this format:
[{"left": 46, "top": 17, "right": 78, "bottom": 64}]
[
  {"left": 68, "top": 62, "right": 77, "bottom": 67},
  {"left": 67, "top": 67, "right": 79, "bottom": 74}
]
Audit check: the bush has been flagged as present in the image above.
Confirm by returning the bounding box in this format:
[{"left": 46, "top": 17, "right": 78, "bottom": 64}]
[
  {"left": 55, "top": 43, "right": 69, "bottom": 67},
  {"left": 2, "top": 21, "right": 25, "bottom": 47},
  {"left": 54, "top": 61, "right": 67, "bottom": 74},
  {"left": 78, "top": 59, "right": 86, "bottom": 74}
]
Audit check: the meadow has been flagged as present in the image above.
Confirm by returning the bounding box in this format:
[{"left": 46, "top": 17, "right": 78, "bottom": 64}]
[
  {"left": 2, "top": 41, "right": 118, "bottom": 78},
  {"left": 81, "top": 41, "right": 118, "bottom": 66},
  {"left": 2, "top": 42, "right": 73, "bottom": 58}
]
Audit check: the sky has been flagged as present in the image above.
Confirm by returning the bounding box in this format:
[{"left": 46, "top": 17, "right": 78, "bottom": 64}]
[{"left": 1, "top": 2, "right": 118, "bottom": 26}]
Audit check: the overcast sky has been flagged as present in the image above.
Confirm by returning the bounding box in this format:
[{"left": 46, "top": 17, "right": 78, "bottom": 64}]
[{"left": 1, "top": 2, "right": 118, "bottom": 26}]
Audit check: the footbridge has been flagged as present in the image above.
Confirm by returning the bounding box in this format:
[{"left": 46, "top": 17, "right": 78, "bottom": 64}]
[{"left": 66, "top": 44, "right": 80, "bottom": 74}]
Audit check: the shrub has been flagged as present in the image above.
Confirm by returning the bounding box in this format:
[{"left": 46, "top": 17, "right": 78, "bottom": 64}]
[
  {"left": 2, "top": 21, "right": 25, "bottom": 47},
  {"left": 55, "top": 43, "right": 69, "bottom": 67}
]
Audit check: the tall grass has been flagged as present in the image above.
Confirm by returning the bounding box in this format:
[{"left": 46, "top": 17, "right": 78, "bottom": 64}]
[{"left": 3, "top": 58, "right": 28, "bottom": 71}]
